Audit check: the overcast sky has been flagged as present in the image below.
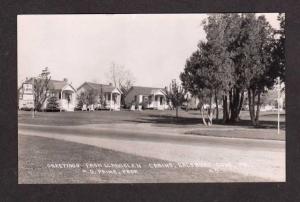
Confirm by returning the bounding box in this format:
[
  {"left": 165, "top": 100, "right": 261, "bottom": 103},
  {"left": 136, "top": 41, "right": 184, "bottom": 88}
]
[{"left": 18, "top": 13, "right": 280, "bottom": 88}]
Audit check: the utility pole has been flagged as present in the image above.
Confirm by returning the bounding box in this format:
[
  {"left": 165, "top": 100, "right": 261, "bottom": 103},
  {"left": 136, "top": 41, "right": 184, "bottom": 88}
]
[
  {"left": 32, "top": 78, "right": 35, "bottom": 118},
  {"left": 277, "top": 77, "right": 280, "bottom": 135}
]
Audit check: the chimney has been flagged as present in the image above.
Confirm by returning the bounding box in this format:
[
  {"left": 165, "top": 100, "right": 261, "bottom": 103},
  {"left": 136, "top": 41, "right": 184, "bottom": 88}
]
[{"left": 63, "top": 78, "right": 68, "bottom": 83}]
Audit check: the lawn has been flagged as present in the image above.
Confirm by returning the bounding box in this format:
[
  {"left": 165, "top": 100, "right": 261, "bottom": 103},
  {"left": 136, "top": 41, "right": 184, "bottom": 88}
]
[
  {"left": 18, "top": 109, "right": 285, "bottom": 128},
  {"left": 18, "top": 109, "right": 284, "bottom": 183},
  {"left": 18, "top": 109, "right": 285, "bottom": 140},
  {"left": 19, "top": 135, "right": 265, "bottom": 183}
]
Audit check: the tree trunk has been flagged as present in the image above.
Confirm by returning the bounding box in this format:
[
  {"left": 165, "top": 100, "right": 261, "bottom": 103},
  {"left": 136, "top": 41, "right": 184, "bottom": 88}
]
[
  {"left": 208, "top": 94, "right": 213, "bottom": 126},
  {"left": 237, "top": 91, "right": 244, "bottom": 115},
  {"left": 229, "top": 88, "right": 242, "bottom": 123},
  {"left": 176, "top": 106, "right": 178, "bottom": 119},
  {"left": 222, "top": 95, "right": 229, "bottom": 123},
  {"left": 255, "top": 91, "right": 261, "bottom": 125},
  {"left": 201, "top": 105, "right": 207, "bottom": 126},
  {"left": 215, "top": 91, "right": 219, "bottom": 120},
  {"left": 208, "top": 109, "right": 213, "bottom": 126},
  {"left": 248, "top": 88, "right": 256, "bottom": 126},
  {"left": 32, "top": 109, "right": 35, "bottom": 118},
  {"left": 229, "top": 90, "right": 233, "bottom": 114},
  {"left": 248, "top": 89, "right": 253, "bottom": 122}
]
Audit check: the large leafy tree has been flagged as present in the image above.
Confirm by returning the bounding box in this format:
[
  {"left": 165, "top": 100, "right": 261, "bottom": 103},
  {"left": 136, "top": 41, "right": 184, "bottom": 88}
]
[
  {"left": 272, "top": 13, "right": 285, "bottom": 83},
  {"left": 181, "top": 13, "right": 282, "bottom": 126},
  {"left": 244, "top": 15, "right": 276, "bottom": 125},
  {"left": 181, "top": 42, "right": 221, "bottom": 126}
]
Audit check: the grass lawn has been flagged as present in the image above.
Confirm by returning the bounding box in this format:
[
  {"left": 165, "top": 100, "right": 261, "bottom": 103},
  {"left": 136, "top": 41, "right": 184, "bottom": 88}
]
[
  {"left": 18, "top": 109, "right": 284, "bottom": 183},
  {"left": 19, "top": 135, "right": 265, "bottom": 183},
  {"left": 18, "top": 109, "right": 285, "bottom": 128},
  {"left": 18, "top": 109, "right": 285, "bottom": 140}
]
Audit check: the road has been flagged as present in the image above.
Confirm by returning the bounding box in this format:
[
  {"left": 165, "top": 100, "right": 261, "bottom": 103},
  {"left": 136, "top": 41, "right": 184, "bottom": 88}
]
[{"left": 18, "top": 122, "right": 285, "bottom": 181}]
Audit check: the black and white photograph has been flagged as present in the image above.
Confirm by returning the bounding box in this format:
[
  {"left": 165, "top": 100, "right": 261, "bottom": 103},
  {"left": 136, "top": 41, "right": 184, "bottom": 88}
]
[{"left": 17, "top": 13, "right": 285, "bottom": 184}]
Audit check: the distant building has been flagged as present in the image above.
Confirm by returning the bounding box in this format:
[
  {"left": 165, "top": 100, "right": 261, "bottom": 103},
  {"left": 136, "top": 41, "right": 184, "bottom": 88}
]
[
  {"left": 76, "top": 82, "right": 122, "bottom": 111},
  {"left": 18, "top": 78, "right": 76, "bottom": 111},
  {"left": 124, "top": 86, "right": 169, "bottom": 110}
]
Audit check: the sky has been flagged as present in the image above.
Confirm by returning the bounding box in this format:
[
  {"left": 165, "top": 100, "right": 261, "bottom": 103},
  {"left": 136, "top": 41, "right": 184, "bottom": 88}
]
[{"left": 18, "top": 13, "right": 280, "bottom": 88}]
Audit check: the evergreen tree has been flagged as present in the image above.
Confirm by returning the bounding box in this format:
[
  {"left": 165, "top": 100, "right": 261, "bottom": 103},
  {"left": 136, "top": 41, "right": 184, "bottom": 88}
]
[{"left": 46, "top": 96, "right": 59, "bottom": 112}]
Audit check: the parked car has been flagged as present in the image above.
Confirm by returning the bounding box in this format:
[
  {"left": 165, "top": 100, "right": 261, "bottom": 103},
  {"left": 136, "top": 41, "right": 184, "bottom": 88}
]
[{"left": 20, "top": 107, "right": 34, "bottom": 111}]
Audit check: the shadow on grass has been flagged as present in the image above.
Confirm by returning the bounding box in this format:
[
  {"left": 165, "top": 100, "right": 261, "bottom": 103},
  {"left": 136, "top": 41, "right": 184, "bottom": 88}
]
[
  {"left": 125, "top": 114, "right": 286, "bottom": 130},
  {"left": 126, "top": 114, "right": 202, "bottom": 126},
  {"left": 213, "top": 119, "right": 286, "bottom": 130}
]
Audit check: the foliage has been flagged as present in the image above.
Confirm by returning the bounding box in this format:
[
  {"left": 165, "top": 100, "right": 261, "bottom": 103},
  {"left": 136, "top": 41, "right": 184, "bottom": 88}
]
[
  {"left": 165, "top": 80, "right": 186, "bottom": 118},
  {"left": 76, "top": 92, "right": 86, "bottom": 109},
  {"left": 46, "top": 96, "right": 60, "bottom": 112},
  {"left": 106, "top": 62, "right": 136, "bottom": 106},
  {"left": 141, "top": 98, "right": 149, "bottom": 109},
  {"left": 76, "top": 88, "right": 99, "bottom": 108},
  {"left": 272, "top": 13, "right": 285, "bottom": 83},
  {"left": 97, "top": 87, "right": 106, "bottom": 108},
  {"left": 33, "top": 67, "right": 51, "bottom": 112},
  {"left": 181, "top": 13, "right": 284, "bottom": 126}
]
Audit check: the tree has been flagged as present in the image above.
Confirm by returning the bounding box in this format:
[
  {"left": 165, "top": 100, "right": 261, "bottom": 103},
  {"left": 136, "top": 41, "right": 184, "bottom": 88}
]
[
  {"left": 180, "top": 42, "right": 221, "bottom": 126},
  {"left": 46, "top": 96, "right": 59, "bottom": 112},
  {"left": 33, "top": 67, "right": 51, "bottom": 115},
  {"left": 165, "top": 79, "right": 186, "bottom": 119},
  {"left": 97, "top": 86, "right": 106, "bottom": 109},
  {"left": 200, "top": 14, "right": 238, "bottom": 123},
  {"left": 76, "top": 88, "right": 98, "bottom": 110},
  {"left": 182, "top": 13, "right": 282, "bottom": 126},
  {"left": 272, "top": 13, "right": 285, "bottom": 83},
  {"left": 106, "top": 62, "right": 136, "bottom": 105},
  {"left": 205, "top": 14, "right": 278, "bottom": 125},
  {"left": 87, "top": 89, "right": 98, "bottom": 106},
  {"left": 76, "top": 92, "right": 87, "bottom": 110}
]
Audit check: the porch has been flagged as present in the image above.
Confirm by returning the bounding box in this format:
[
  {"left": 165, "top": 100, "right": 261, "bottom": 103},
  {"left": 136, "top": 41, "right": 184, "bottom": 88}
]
[
  {"left": 103, "top": 91, "right": 121, "bottom": 111},
  {"left": 59, "top": 87, "right": 76, "bottom": 111}
]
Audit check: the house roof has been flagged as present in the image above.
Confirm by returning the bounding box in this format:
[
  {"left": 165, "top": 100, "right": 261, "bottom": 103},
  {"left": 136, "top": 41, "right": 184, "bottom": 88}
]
[
  {"left": 77, "top": 82, "right": 121, "bottom": 93},
  {"left": 48, "top": 80, "right": 69, "bottom": 90},
  {"left": 127, "top": 86, "right": 165, "bottom": 96},
  {"left": 20, "top": 77, "right": 75, "bottom": 91}
]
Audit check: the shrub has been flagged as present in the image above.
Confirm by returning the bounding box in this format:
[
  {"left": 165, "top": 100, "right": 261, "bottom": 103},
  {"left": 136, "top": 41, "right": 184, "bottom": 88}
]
[{"left": 46, "top": 96, "right": 60, "bottom": 112}]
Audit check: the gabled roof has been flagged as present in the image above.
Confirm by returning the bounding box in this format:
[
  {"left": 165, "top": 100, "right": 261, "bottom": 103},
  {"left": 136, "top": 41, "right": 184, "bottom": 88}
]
[
  {"left": 127, "top": 86, "right": 166, "bottom": 96},
  {"left": 77, "top": 82, "right": 121, "bottom": 93},
  {"left": 20, "top": 77, "right": 75, "bottom": 91},
  {"left": 48, "top": 80, "right": 69, "bottom": 90}
]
